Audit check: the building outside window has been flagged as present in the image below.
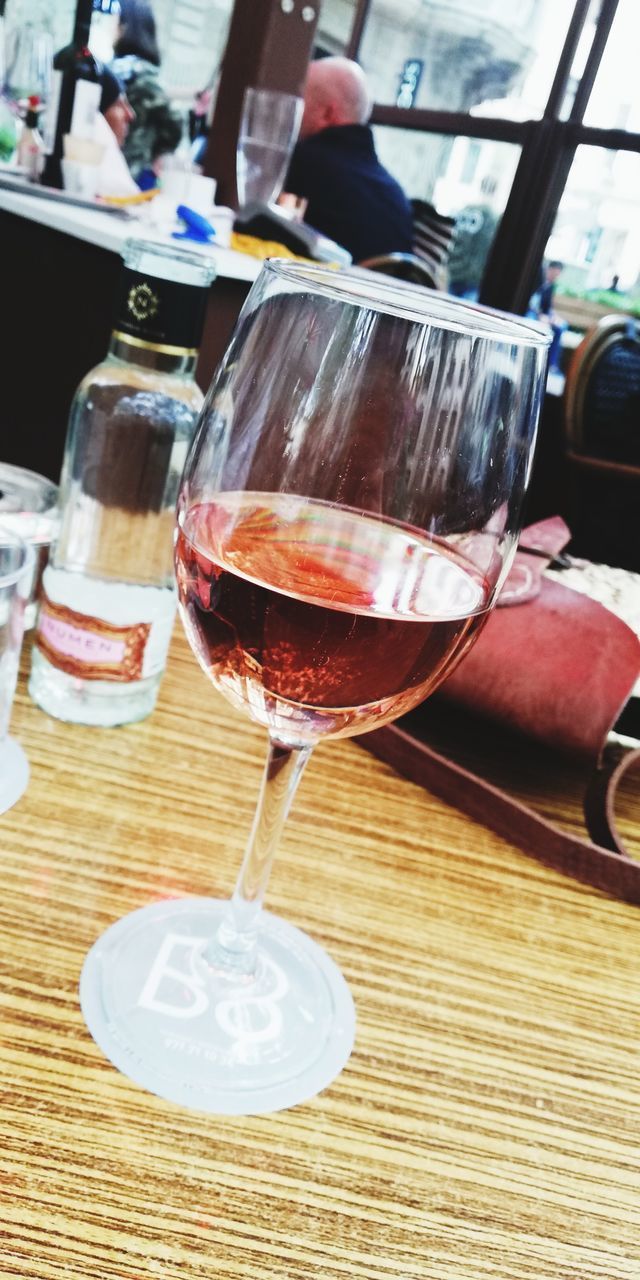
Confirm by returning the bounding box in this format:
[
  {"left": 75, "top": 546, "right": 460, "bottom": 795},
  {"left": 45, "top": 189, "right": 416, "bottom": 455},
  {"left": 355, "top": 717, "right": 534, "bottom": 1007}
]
[{"left": 315, "top": 0, "right": 640, "bottom": 330}]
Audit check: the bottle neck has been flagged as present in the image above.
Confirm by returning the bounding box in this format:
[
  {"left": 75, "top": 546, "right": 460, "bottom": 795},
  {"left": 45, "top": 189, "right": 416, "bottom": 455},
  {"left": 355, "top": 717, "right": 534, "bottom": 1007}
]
[
  {"left": 108, "top": 331, "right": 198, "bottom": 378},
  {"left": 73, "top": 0, "right": 93, "bottom": 46},
  {"left": 110, "top": 265, "right": 210, "bottom": 368}
]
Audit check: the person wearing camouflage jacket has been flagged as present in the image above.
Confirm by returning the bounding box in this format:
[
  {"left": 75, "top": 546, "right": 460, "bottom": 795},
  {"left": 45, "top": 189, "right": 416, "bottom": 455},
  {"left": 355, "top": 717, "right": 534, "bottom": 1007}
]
[{"left": 111, "top": 52, "right": 183, "bottom": 179}]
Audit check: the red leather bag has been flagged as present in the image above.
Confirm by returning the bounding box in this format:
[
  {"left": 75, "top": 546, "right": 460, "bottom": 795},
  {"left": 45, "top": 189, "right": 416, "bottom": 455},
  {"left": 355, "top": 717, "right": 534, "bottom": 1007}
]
[{"left": 361, "top": 518, "right": 640, "bottom": 904}]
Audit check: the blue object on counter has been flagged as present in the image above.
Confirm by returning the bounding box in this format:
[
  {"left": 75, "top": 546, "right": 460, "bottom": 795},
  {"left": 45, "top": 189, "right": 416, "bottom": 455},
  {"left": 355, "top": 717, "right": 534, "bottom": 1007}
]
[
  {"left": 172, "top": 204, "right": 216, "bottom": 243},
  {"left": 136, "top": 167, "right": 159, "bottom": 191}
]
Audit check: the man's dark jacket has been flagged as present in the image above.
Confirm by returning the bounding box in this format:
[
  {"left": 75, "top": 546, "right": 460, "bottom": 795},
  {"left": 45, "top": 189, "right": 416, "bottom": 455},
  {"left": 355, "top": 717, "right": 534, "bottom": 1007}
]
[{"left": 286, "top": 123, "right": 413, "bottom": 263}]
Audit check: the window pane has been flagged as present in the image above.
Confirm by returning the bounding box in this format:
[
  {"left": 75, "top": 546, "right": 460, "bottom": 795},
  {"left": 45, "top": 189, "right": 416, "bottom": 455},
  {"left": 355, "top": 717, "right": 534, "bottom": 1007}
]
[
  {"left": 90, "top": 8, "right": 121, "bottom": 63},
  {"left": 314, "top": 0, "right": 358, "bottom": 56},
  {"left": 372, "top": 125, "right": 520, "bottom": 296},
  {"left": 7, "top": 0, "right": 234, "bottom": 102},
  {"left": 354, "top": 0, "right": 578, "bottom": 118},
  {"left": 544, "top": 146, "right": 640, "bottom": 333},
  {"left": 153, "top": 0, "right": 233, "bottom": 99},
  {"left": 583, "top": 0, "right": 640, "bottom": 129}
]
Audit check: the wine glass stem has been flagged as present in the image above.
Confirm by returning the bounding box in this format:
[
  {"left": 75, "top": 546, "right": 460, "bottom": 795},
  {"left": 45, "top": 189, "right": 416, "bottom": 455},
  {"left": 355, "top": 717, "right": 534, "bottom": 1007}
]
[{"left": 212, "top": 737, "right": 313, "bottom": 973}]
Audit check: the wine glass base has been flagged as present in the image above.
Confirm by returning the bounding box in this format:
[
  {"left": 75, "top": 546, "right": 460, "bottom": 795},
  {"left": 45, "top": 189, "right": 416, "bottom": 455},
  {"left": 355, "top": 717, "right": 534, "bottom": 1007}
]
[
  {"left": 0, "top": 737, "right": 29, "bottom": 815},
  {"left": 80, "top": 897, "right": 356, "bottom": 1115}
]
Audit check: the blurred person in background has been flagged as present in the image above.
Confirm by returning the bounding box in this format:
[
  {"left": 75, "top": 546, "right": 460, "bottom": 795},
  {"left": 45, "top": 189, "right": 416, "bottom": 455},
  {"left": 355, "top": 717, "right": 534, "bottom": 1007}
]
[
  {"left": 530, "top": 260, "right": 566, "bottom": 374},
  {"left": 100, "top": 67, "right": 135, "bottom": 149},
  {"left": 286, "top": 56, "right": 413, "bottom": 263},
  {"left": 111, "top": 0, "right": 182, "bottom": 186},
  {"left": 189, "top": 85, "right": 214, "bottom": 169},
  {"left": 94, "top": 65, "right": 139, "bottom": 197}
]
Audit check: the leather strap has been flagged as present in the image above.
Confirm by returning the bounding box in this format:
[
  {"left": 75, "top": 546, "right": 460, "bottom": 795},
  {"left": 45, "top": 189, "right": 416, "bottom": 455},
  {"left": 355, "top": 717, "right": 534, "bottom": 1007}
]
[
  {"left": 360, "top": 725, "right": 640, "bottom": 906},
  {"left": 361, "top": 518, "right": 640, "bottom": 904},
  {"left": 584, "top": 744, "right": 640, "bottom": 855}
]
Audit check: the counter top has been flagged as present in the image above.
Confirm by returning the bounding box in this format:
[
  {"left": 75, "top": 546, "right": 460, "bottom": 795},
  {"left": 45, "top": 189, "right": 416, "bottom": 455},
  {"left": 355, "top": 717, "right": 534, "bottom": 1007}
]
[
  {"left": 0, "top": 182, "right": 262, "bottom": 284},
  {"left": 2, "top": 629, "right": 639, "bottom": 1278}
]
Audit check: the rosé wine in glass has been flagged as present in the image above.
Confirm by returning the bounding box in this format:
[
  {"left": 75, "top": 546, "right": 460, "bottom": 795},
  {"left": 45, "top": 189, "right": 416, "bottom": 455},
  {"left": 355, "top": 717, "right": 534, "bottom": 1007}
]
[
  {"left": 80, "top": 261, "right": 550, "bottom": 1116},
  {"left": 175, "top": 492, "right": 489, "bottom": 743}
]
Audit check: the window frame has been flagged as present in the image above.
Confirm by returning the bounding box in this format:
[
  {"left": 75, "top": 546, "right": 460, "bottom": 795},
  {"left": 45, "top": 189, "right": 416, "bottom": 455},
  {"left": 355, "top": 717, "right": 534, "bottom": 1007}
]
[{"left": 343, "top": 0, "right": 640, "bottom": 313}]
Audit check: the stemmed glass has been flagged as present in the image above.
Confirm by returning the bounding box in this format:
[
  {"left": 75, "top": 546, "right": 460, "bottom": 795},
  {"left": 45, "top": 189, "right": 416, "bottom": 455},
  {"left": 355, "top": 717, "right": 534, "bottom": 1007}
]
[
  {"left": 0, "top": 526, "right": 34, "bottom": 815},
  {"left": 4, "top": 21, "right": 53, "bottom": 104},
  {"left": 236, "top": 87, "right": 303, "bottom": 208},
  {"left": 80, "top": 262, "right": 549, "bottom": 1115}
]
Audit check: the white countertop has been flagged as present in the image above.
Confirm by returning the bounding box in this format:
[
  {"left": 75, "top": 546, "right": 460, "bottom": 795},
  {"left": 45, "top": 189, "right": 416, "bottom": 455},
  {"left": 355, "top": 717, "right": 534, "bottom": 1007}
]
[{"left": 0, "top": 183, "right": 261, "bottom": 285}]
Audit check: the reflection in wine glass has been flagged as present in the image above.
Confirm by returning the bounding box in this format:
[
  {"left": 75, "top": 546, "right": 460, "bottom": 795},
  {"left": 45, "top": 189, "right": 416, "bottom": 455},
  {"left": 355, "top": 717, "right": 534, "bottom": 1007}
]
[
  {"left": 236, "top": 87, "right": 303, "bottom": 208},
  {"left": 80, "top": 262, "right": 549, "bottom": 1115}
]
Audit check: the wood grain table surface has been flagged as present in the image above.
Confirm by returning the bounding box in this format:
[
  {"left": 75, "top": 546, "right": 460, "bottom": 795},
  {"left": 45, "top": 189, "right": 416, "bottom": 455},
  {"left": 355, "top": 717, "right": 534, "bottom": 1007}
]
[{"left": 2, "top": 629, "right": 639, "bottom": 1280}]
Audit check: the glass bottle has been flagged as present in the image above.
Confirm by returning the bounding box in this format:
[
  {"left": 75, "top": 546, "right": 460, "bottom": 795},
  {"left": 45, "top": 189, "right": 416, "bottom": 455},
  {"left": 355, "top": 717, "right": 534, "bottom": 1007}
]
[
  {"left": 17, "top": 95, "right": 45, "bottom": 180},
  {"left": 29, "top": 239, "right": 216, "bottom": 726},
  {"left": 41, "top": 0, "right": 100, "bottom": 189}
]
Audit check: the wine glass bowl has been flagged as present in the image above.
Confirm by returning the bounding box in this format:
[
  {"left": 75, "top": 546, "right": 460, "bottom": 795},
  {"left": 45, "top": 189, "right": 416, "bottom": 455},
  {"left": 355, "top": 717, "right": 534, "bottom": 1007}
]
[
  {"left": 80, "top": 262, "right": 549, "bottom": 1114},
  {"left": 236, "top": 87, "right": 303, "bottom": 208},
  {"left": 174, "top": 494, "right": 488, "bottom": 746},
  {"left": 176, "top": 266, "right": 547, "bottom": 745}
]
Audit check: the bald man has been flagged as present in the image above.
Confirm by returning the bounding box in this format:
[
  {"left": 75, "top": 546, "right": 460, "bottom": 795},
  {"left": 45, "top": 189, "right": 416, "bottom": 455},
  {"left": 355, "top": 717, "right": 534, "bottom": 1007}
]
[{"left": 286, "top": 57, "right": 413, "bottom": 263}]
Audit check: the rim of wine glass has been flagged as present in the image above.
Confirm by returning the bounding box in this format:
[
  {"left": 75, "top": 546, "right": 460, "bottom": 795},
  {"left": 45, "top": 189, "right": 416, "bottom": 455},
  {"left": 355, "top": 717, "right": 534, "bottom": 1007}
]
[
  {"left": 262, "top": 259, "right": 551, "bottom": 348},
  {"left": 242, "top": 86, "right": 303, "bottom": 106}
]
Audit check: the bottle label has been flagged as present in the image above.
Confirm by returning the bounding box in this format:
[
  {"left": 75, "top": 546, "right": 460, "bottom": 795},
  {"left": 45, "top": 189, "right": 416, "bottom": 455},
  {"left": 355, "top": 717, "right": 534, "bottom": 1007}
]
[
  {"left": 113, "top": 268, "right": 209, "bottom": 354},
  {"left": 70, "top": 79, "right": 101, "bottom": 140},
  {"left": 35, "top": 592, "right": 151, "bottom": 682}
]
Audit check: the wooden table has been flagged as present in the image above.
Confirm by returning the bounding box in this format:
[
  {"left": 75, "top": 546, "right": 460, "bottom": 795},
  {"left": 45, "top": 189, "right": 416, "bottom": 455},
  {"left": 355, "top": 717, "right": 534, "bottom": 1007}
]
[{"left": 2, "top": 630, "right": 639, "bottom": 1279}]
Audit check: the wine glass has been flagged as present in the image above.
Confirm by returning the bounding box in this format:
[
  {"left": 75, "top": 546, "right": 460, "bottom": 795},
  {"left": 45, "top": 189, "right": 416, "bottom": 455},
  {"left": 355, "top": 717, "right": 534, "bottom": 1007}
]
[
  {"left": 80, "top": 262, "right": 549, "bottom": 1115},
  {"left": 236, "top": 87, "right": 303, "bottom": 208},
  {"left": 0, "top": 525, "right": 34, "bottom": 816},
  {"left": 4, "top": 21, "right": 53, "bottom": 104}
]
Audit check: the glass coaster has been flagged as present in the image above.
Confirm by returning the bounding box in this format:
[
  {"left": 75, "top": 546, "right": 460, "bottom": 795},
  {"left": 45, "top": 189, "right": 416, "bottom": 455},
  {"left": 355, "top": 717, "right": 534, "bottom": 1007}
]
[{"left": 80, "top": 896, "right": 356, "bottom": 1115}]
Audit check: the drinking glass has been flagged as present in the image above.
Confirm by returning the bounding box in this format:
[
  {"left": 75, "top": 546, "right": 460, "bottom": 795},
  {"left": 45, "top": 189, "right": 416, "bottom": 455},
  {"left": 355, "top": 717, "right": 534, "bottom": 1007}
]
[
  {"left": 80, "top": 262, "right": 549, "bottom": 1115},
  {"left": 236, "top": 87, "right": 303, "bottom": 207},
  {"left": 5, "top": 21, "right": 53, "bottom": 104},
  {"left": 0, "top": 525, "right": 34, "bottom": 815},
  {"left": 0, "top": 462, "right": 59, "bottom": 629}
]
